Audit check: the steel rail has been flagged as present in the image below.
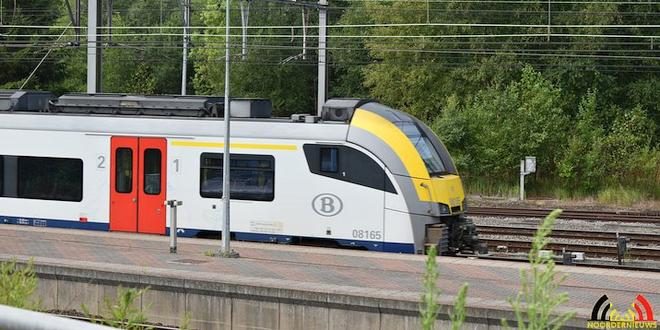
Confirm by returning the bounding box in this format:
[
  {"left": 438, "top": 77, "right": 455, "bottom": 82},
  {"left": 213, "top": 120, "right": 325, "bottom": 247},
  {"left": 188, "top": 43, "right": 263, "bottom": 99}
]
[
  {"left": 481, "top": 237, "right": 660, "bottom": 261},
  {"left": 467, "top": 206, "right": 660, "bottom": 223},
  {"left": 477, "top": 225, "right": 660, "bottom": 246}
]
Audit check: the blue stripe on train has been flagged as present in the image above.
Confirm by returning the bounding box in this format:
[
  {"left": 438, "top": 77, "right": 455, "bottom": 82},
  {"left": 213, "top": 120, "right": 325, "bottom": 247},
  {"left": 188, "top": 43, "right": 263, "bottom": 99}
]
[
  {"left": 1, "top": 215, "right": 415, "bottom": 254},
  {"left": 0, "top": 215, "right": 109, "bottom": 231}
]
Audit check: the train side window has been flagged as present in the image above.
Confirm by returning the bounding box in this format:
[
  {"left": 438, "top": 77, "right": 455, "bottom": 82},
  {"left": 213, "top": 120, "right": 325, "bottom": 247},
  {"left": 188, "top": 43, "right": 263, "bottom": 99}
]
[
  {"left": 0, "top": 156, "right": 17, "bottom": 197},
  {"left": 303, "top": 144, "right": 397, "bottom": 194},
  {"left": 320, "top": 148, "right": 338, "bottom": 173},
  {"left": 0, "top": 156, "right": 3, "bottom": 196},
  {"left": 200, "top": 153, "right": 275, "bottom": 201},
  {"left": 16, "top": 156, "right": 83, "bottom": 202},
  {"left": 143, "top": 149, "right": 161, "bottom": 195},
  {"left": 115, "top": 148, "right": 133, "bottom": 193}
]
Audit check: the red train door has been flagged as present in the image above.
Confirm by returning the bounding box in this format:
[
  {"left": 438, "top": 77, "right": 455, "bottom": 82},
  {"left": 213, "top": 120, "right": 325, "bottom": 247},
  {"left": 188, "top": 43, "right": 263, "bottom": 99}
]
[
  {"left": 137, "top": 138, "right": 167, "bottom": 234},
  {"left": 110, "top": 137, "right": 167, "bottom": 234}
]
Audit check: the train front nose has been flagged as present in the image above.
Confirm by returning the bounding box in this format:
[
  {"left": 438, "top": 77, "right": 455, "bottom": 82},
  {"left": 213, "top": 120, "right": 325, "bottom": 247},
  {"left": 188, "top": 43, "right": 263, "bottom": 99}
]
[{"left": 429, "top": 175, "right": 465, "bottom": 215}]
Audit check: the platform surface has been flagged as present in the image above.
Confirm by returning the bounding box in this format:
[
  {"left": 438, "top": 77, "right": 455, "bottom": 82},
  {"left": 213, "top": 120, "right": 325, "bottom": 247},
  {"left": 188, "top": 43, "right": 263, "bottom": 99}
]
[{"left": 0, "top": 224, "right": 658, "bottom": 320}]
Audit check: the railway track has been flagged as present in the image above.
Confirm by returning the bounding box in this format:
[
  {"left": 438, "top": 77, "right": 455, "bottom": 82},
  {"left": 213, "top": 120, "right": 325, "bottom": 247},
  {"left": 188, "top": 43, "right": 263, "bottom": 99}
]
[
  {"left": 477, "top": 227, "right": 660, "bottom": 262},
  {"left": 480, "top": 237, "right": 660, "bottom": 261},
  {"left": 467, "top": 206, "right": 660, "bottom": 224},
  {"left": 463, "top": 206, "right": 660, "bottom": 262},
  {"left": 478, "top": 225, "right": 660, "bottom": 246}
]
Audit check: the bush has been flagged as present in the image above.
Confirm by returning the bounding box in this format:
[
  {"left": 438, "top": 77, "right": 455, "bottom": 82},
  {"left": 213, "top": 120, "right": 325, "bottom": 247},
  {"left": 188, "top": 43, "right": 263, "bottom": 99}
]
[
  {"left": 420, "top": 245, "right": 469, "bottom": 330},
  {"left": 84, "top": 286, "right": 150, "bottom": 330},
  {"left": 503, "top": 210, "right": 575, "bottom": 329},
  {"left": 0, "top": 259, "right": 38, "bottom": 310}
]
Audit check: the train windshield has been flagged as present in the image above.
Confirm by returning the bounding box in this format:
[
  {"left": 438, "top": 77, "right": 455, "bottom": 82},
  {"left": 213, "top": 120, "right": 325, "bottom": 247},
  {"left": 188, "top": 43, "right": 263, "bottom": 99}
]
[{"left": 396, "top": 121, "right": 447, "bottom": 175}]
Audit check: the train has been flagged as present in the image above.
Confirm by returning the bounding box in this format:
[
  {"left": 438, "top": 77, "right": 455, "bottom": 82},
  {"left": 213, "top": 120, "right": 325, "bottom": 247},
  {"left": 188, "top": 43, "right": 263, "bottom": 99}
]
[{"left": 0, "top": 90, "right": 480, "bottom": 254}]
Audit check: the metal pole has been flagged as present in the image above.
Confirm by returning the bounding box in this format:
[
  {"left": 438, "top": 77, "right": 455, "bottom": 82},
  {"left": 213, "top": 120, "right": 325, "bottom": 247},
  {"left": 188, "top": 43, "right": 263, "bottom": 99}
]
[
  {"left": 240, "top": 0, "right": 249, "bottom": 60},
  {"left": 76, "top": 0, "right": 81, "bottom": 45},
  {"left": 519, "top": 159, "right": 525, "bottom": 201},
  {"left": 301, "top": 8, "right": 307, "bottom": 60},
  {"left": 168, "top": 200, "right": 182, "bottom": 253},
  {"left": 86, "top": 0, "right": 99, "bottom": 93},
  {"left": 181, "top": 0, "right": 190, "bottom": 95},
  {"left": 547, "top": 0, "right": 551, "bottom": 42},
  {"left": 220, "top": 0, "right": 235, "bottom": 257},
  {"left": 107, "top": 0, "right": 112, "bottom": 43},
  {"left": 316, "top": 0, "right": 327, "bottom": 116}
]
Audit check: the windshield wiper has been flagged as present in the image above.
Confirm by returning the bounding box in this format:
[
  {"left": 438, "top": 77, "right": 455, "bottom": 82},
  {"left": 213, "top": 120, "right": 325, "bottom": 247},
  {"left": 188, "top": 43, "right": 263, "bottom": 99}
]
[{"left": 430, "top": 170, "right": 452, "bottom": 176}]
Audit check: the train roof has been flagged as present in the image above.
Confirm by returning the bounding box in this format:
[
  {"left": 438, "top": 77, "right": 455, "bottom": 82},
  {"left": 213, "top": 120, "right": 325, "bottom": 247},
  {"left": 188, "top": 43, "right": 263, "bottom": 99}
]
[{"left": 0, "top": 91, "right": 382, "bottom": 141}]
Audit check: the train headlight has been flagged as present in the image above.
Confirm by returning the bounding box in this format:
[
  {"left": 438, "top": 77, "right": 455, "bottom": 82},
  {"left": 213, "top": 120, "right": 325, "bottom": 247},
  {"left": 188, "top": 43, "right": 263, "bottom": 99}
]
[{"left": 439, "top": 203, "right": 450, "bottom": 215}]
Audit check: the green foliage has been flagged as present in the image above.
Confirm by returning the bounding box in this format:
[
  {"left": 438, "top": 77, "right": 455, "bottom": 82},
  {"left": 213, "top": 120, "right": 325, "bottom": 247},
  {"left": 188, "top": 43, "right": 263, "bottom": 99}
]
[
  {"left": 420, "top": 245, "right": 440, "bottom": 330},
  {"left": 0, "top": 1, "right": 62, "bottom": 89},
  {"left": 0, "top": 259, "right": 38, "bottom": 310},
  {"left": 420, "top": 245, "right": 469, "bottom": 330},
  {"left": 179, "top": 311, "right": 192, "bottom": 330},
  {"left": 503, "top": 210, "right": 575, "bottom": 330},
  {"left": 100, "top": 0, "right": 183, "bottom": 94},
  {"left": 84, "top": 286, "right": 151, "bottom": 330},
  {"left": 450, "top": 283, "right": 469, "bottom": 330},
  {"left": 597, "top": 185, "right": 647, "bottom": 207},
  {"left": 434, "top": 66, "right": 568, "bottom": 181},
  {"left": 3, "top": 0, "right": 659, "bottom": 202},
  {"left": 192, "top": 0, "right": 317, "bottom": 115}
]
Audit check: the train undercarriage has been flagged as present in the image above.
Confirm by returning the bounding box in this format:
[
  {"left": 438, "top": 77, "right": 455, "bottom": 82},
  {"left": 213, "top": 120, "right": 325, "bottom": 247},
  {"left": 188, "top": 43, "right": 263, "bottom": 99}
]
[{"left": 425, "top": 215, "right": 485, "bottom": 255}]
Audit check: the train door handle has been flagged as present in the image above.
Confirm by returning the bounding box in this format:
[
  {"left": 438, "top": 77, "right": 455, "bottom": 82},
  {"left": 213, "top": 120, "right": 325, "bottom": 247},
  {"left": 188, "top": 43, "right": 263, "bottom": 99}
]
[{"left": 132, "top": 198, "right": 137, "bottom": 203}]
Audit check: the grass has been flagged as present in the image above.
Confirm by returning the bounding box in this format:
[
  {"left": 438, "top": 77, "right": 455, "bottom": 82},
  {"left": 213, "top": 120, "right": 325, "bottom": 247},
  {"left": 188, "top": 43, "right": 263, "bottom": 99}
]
[
  {"left": 83, "top": 286, "right": 151, "bottom": 330},
  {"left": 465, "top": 176, "right": 656, "bottom": 207},
  {"left": 502, "top": 209, "right": 575, "bottom": 329},
  {"left": 421, "top": 210, "right": 575, "bottom": 329},
  {"left": 420, "top": 245, "right": 440, "bottom": 330},
  {"left": 0, "top": 259, "right": 38, "bottom": 310},
  {"left": 420, "top": 245, "right": 469, "bottom": 330},
  {"left": 464, "top": 178, "right": 519, "bottom": 198},
  {"left": 597, "top": 185, "right": 647, "bottom": 207}
]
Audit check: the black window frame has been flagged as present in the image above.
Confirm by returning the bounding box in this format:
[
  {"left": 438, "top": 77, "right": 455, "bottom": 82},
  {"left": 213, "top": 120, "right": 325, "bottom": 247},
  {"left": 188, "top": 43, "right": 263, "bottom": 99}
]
[
  {"left": 143, "top": 148, "right": 162, "bottom": 195},
  {"left": 115, "top": 148, "right": 133, "bottom": 194},
  {"left": 303, "top": 144, "right": 397, "bottom": 194},
  {"left": 0, "top": 155, "right": 3, "bottom": 196},
  {"left": 199, "top": 153, "right": 275, "bottom": 202},
  {"left": 0, "top": 155, "right": 84, "bottom": 202}
]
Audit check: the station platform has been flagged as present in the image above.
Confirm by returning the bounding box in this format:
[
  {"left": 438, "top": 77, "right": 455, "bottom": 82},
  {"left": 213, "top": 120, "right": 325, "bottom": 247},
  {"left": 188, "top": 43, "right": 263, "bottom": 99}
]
[{"left": 0, "top": 224, "right": 658, "bottom": 329}]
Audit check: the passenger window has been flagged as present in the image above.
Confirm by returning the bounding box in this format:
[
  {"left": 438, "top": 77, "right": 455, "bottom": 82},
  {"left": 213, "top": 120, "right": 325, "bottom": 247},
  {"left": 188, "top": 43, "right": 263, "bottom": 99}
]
[
  {"left": 16, "top": 156, "right": 83, "bottom": 202},
  {"left": 320, "top": 148, "right": 338, "bottom": 173},
  {"left": 115, "top": 148, "right": 133, "bottom": 193},
  {"left": 0, "top": 156, "right": 3, "bottom": 196},
  {"left": 303, "top": 144, "right": 397, "bottom": 194},
  {"left": 200, "top": 153, "right": 275, "bottom": 201},
  {"left": 143, "top": 149, "right": 161, "bottom": 195}
]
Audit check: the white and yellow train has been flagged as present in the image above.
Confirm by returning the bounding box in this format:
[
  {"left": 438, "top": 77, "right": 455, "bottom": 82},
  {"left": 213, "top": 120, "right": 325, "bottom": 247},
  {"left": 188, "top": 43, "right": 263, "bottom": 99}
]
[{"left": 0, "top": 91, "right": 479, "bottom": 254}]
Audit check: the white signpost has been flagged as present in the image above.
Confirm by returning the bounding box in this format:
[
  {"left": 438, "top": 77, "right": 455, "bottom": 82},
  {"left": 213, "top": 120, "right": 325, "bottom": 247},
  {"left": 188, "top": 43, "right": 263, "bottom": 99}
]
[{"left": 520, "top": 156, "right": 536, "bottom": 201}]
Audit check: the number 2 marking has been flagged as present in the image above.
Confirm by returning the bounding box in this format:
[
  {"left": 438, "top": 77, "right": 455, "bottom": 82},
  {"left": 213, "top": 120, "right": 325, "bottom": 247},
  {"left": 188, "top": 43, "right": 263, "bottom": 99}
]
[{"left": 97, "top": 155, "right": 106, "bottom": 169}]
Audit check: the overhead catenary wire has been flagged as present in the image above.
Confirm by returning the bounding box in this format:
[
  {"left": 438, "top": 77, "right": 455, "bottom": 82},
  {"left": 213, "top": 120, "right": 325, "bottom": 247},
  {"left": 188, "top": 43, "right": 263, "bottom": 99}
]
[
  {"left": 2, "top": 0, "right": 657, "bottom": 79},
  {"left": 18, "top": 23, "right": 72, "bottom": 90},
  {"left": 3, "top": 22, "right": 660, "bottom": 30},
  {"left": 4, "top": 32, "right": 659, "bottom": 39}
]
